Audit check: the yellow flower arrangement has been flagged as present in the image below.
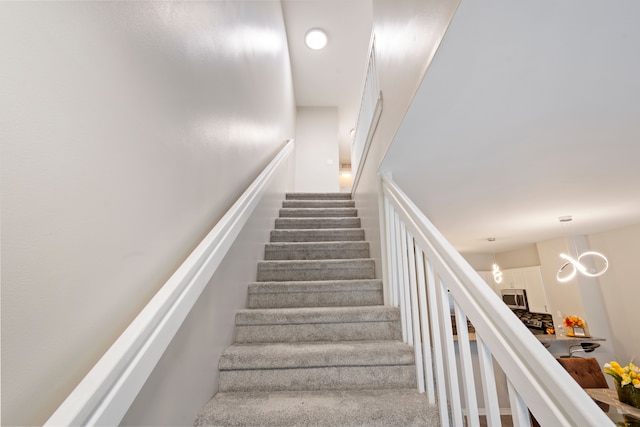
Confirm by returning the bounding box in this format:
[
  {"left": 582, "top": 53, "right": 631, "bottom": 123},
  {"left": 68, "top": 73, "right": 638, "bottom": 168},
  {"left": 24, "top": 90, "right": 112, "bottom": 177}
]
[{"left": 604, "top": 361, "right": 640, "bottom": 408}]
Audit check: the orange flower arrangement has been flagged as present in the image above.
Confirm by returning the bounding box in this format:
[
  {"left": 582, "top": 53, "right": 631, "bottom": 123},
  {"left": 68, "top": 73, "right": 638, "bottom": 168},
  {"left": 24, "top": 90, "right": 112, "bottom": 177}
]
[
  {"left": 563, "top": 315, "right": 585, "bottom": 328},
  {"left": 563, "top": 315, "right": 586, "bottom": 336}
]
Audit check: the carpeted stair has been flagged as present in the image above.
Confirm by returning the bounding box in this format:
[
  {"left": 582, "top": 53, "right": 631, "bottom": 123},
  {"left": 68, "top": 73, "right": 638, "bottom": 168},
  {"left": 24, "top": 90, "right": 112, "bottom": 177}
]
[{"left": 195, "top": 193, "right": 439, "bottom": 426}]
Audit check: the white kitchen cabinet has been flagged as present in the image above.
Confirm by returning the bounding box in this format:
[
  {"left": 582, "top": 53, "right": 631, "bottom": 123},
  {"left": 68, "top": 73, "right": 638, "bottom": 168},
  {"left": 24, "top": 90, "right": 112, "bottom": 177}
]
[
  {"left": 475, "top": 266, "right": 550, "bottom": 313},
  {"left": 501, "top": 268, "right": 524, "bottom": 289},
  {"left": 521, "top": 266, "right": 550, "bottom": 314}
]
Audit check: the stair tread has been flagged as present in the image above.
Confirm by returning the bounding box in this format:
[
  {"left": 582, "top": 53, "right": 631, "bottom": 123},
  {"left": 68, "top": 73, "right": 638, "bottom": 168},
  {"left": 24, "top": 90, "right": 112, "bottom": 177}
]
[
  {"left": 257, "top": 258, "right": 375, "bottom": 282},
  {"left": 286, "top": 193, "right": 352, "bottom": 200},
  {"left": 264, "top": 241, "right": 369, "bottom": 260},
  {"left": 219, "top": 340, "right": 414, "bottom": 370},
  {"left": 247, "top": 279, "right": 383, "bottom": 309},
  {"left": 258, "top": 258, "right": 375, "bottom": 266},
  {"left": 282, "top": 200, "right": 355, "bottom": 208},
  {"left": 270, "top": 228, "right": 365, "bottom": 242},
  {"left": 195, "top": 389, "right": 439, "bottom": 427},
  {"left": 275, "top": 217, "right": 361, "bottom": 229},
  {"left": 235, "top": 305, "right": 399, "bottom": 325},
  {"left": 279, "top": 208, "right": 358, "bottom": 217},
  {"left": 265, "top": 241, "right": 368, "bottom": 248},
  {"left": 248, "top": 279, "right": 382, "bottom": 294}
]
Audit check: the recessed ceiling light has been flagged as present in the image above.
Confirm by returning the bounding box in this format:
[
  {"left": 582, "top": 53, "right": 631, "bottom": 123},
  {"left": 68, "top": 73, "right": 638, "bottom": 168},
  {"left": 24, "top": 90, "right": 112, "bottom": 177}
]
[{"left": 305, "top": 28, "right": 328, "bottom": 50}]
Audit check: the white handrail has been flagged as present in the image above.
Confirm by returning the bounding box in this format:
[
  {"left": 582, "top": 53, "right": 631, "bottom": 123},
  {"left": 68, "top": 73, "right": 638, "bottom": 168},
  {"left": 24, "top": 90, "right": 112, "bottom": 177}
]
[
  {"left": 379, "top": 174, "right": 613, "bottom": 427},
  {"left": 45, "top": 140, "right": 294, "bottom": 426}
]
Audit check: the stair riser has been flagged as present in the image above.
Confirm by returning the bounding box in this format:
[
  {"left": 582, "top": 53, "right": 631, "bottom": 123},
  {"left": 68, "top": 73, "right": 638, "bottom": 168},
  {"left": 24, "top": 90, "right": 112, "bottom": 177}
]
[
  {"left": 279, "top": 208, "right": 357, "bottom": 218},
  {"left": 286, "top": 193, "right": 352, "bottom": 200},
  {"left": 219, "top": 342, "right": 415, "bottom": 370},
  {"left": 264, "top": 242, "right": 369, "bottom": 260},
  {"left": 196, "top": 390, "right": 439, "bottom": 427},
  {"left": 270, "top": 229, "right": 365, "bottom": 242},
  {"left": 257, "top": 260, "right": 375, "bottom": 282},
  {"left": 234, "top": 321, "right": 401, "bottom": 343},
  {"left": 218, "top": 365, "right": 416, "bottom": 392},
  {"left": 248, "top": 291, "right": 383, "bottom": 308},
  {"left": 275, "top": 218, "right": 360, "bottom": 229},
  {"left": 282, "top": 200, "right": 355, "bottom": 208}
]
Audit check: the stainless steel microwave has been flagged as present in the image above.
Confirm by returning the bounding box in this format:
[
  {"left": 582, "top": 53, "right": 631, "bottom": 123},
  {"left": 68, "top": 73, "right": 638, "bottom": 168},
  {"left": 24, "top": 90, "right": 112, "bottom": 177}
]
[{"left": 501, "top": 288, "right": 528, "bottom": 310}]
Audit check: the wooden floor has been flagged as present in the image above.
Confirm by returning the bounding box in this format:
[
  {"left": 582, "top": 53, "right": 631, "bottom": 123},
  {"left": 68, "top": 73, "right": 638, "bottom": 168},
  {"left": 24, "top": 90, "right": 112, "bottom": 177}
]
[{"left": 478, "top": 415, "right": 514, "bottom": 427}]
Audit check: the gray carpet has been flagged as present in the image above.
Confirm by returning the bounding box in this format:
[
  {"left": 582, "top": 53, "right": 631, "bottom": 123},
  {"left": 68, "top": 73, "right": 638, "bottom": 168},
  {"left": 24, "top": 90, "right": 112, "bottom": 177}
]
[{"left": 195, "top": 193, "right": 440, "bottom": 426}]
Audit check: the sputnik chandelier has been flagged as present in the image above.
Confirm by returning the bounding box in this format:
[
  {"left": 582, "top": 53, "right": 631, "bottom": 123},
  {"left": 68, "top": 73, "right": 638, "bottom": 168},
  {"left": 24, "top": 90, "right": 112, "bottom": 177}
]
[{"left": 556, "top": 216, "right": 609, "bottom": 283}]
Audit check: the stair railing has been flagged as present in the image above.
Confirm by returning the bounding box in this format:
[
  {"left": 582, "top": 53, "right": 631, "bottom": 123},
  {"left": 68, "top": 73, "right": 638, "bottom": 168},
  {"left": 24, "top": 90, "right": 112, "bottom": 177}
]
[
  {"left": 378, "top": 174, "right": 613, "bottom": 427},
  {"left": 45, "top": 140, "right": 294, "bottom": 427}
]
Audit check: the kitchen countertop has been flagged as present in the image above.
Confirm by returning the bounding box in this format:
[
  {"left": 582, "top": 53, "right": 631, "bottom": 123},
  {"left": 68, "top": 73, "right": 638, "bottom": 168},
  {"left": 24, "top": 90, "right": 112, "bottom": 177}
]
[
  {"left": 534, "top": 334, "right": 605, "bottom": 343},
  {"left": 457, "top": 333, "right": 605, "bottom": 343}
]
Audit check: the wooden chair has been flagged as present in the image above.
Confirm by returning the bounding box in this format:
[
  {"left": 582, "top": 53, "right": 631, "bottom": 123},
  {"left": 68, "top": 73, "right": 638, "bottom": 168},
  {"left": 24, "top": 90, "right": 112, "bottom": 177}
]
[
  {"left": 531, "top": 358, "right": 609, "bottom": 426},
  {"left": 556, "top": 357, "right": 609, "bottom": 389},
  {"left": 557, "top": 357, "right": 609, "bottom": 413}
]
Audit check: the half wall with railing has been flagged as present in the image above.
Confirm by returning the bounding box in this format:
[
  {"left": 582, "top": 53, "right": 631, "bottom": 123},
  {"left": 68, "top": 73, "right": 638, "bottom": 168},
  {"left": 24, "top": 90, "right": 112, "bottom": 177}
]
[
  {"left": 350, "top": 37, "right": 382, "bottom": 193},
  {"left": 379, "top": 174, "right": 613, "bottom": 427}
]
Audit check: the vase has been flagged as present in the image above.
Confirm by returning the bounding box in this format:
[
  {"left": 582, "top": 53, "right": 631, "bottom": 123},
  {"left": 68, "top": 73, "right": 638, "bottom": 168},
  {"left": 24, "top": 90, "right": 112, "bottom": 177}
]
[{"left": 616, "top": 382, "right": 640, "bottom": 409}]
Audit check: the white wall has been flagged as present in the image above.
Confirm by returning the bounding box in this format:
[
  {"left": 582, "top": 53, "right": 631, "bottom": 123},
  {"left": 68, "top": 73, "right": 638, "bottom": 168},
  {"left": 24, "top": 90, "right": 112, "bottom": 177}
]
[
  {"left": 0, "top": 2, "right": 295, "bottom": 426},
  {"left": 495, "top": 244, "right": 540, "bottom": 269},
  {"left": 537, "top": 236, "right": 616, "bottom": 366},
  {"left": 352, "top": 0, "right": 461, "bottom": 280},
  {"left": 537, "top": 237, "right": 587, "bottom": 323},
  {"left": 464, "top": 244, "right": 540, "bottom": 271},
  {"left": 121, "top": 155, "right": 293, "bottom": 426},
  {"left": 588, "top": 223, "right": 640, "bottom": 363},
  {"left": 293, "top": 107, "right": 339, "bottom": 192}
]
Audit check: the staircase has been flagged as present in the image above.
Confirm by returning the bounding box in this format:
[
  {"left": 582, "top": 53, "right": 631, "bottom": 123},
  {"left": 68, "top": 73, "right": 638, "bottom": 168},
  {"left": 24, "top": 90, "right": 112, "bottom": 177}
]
[{"left": 195, "top": 193, "right": 439, "bottom": 426}]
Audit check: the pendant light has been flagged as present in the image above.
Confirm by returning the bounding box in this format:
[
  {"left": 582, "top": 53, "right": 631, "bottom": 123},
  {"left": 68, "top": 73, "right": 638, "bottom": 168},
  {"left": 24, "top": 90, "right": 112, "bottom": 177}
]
[
  {"left": 488, "top": 238, "right": 503, "bottom": 284},
  {"left": 556, "top": 216, "right": 609, "bottom": 283}
]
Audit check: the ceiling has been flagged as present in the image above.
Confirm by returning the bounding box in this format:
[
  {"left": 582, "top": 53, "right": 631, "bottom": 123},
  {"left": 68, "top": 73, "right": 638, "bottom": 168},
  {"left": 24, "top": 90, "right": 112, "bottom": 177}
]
[
  {"left": 282, "top": 0, "right": 640, "bottom": 255},
  {"left": 380, "top": 0, "right": 640, "bottom": 254},
  {"left": 281, "top": 0, "right": 373, "bottom": 167}
]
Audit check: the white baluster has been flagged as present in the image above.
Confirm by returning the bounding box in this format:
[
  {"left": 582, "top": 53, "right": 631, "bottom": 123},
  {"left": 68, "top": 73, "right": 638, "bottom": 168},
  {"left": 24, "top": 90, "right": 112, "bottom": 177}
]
[
  {"left": 454, "top": 302, "right": 479, "bottom": 427},
  {"left": 415, "top": 245, "right": 435, "bottom": 403},
  {"left": 507, "top": 379, "right": 532, "bottom": 427},
  {"left": 426, "top": 259, "right": 450, "bottom": 427},
  {"left": 386, "top": 202, "right": 399, "bottom": 307},
  {"left": 406, "top": 232, "right": 424, "bottom": 392},
  {"left": 437, "top": 276, "right": 463, "bottom": 426},
  {"left": 393, "top": 212, "right": 407, "bottom": 343},
  {"left": 384, "top": 197, "right": 396, "bottom": 306},
  {"left": 476, "top": 335, "right": 501, "bottom": 427},
  {"left": 399, "top": 222, "right": 413, "bottom": 345}
]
